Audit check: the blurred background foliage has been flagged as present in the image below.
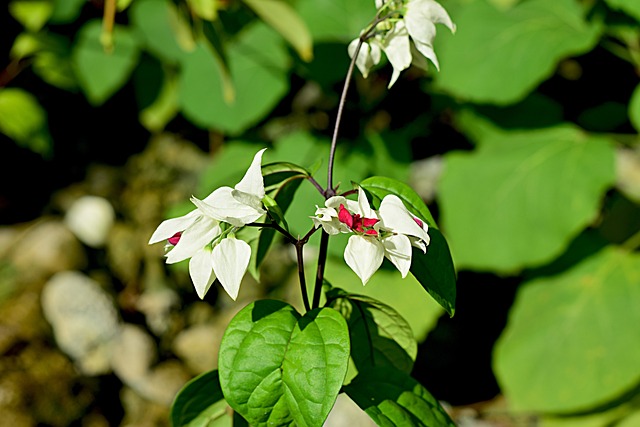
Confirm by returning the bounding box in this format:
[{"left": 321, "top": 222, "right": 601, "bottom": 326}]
[{"left": 1, "top": 0, "right": 640, "bottom": 425}]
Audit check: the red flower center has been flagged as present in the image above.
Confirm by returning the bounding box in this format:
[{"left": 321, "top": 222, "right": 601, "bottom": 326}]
[
  {"left": 168, "top": 232, "right": 182, "bottom": 246},
  {"left": 338, "top": 204, "right": 379, "bottom": 235}
]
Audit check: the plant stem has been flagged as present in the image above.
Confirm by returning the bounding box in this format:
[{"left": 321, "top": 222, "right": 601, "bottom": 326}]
[
  {"left": 326, "top": 37, "right": 363, "bottom": 198},
  {"left": 312, "top": 231, "right": 330, "bottom": 309},
  {"left": 247, "top": 222, "right": 295, "bottom": 243},
  {"left": 307, "top": 175, "right": 326, "bottom": 195},
  {"left": 295, "top": 242, "right": 312, "bottom": 312}
]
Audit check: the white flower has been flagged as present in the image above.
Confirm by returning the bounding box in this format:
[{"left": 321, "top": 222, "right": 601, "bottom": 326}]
[
  {"left": 149, "top": 148, "right": 267, "bottom": 300},
  {"left": 348, "top": 0, "right": 455, "bottom": 88},
  {"left": 312, "top": 187, "right": 430, "bottom": 285},
  {"left": 190, "top": 148, "right": 267, "bottom": 227}
]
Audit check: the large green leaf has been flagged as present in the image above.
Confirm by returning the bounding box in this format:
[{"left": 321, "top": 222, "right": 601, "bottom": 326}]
[
  {"left": 326, "top": 288, "right": 417, "bottom": 374},
  {"left": 345, "top": 366, "right": 455, "bottom": 427},
  {"left": 0, "top": 88, "right": 51, "bottom": 157},
  {"left": 494, "top": 247, "right": 640, "bottom": 413},
  {"left": 243, "top": 0, "right": 313, "bottom": 61},
  {"left": 50, "top": 0, "right": 85, "bottom": 23},
  {"left": 171, "top": 370, "right": 226, "bottom": 427},
  {"left": 439, "top": 125, "right": 616, "bottom": 273},
  {"left": 218, "top": 300, "right": 350, "bottom": 427},
  {"left": 360, "top": 176, "right": 456, "bottom": 316},
  {"left": 434, "top": 0, "right": 602, "bottom": 104},
  {"left": 180, "top": 23, "right": 290, "bottom": 134},
  {"left": 295, "top": 0, "right": 373, "bottom": 42},
  {"left": 130, "top": 0, "right": 193, "bottom": 64},
  {"left": 72, "top": 20, "right": 140, "bottom": 105}
]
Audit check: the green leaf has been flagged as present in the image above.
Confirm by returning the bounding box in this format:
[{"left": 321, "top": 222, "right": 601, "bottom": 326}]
[
  {"left": 218, "top": 300, "right": 350, "bottom": 427},
  {"left": 243, "top": 0, "right": 313, "bottom": 61},
  {"left": 0, "top": 88, "right": 51, "bottom": 157},
  {"left": 494, "top": 247, "right": 640, "bottom": 412},
  {"left": 439, "top": 124, "right": 616, "bottom": 272},
  {"left": 171, "top": 370, "right": 225, "bottom": 427},
  {"left": 345, "top": 366, "right": 455, "bottom": 427},
  {"left": 72, "top": 20, "right": 140, "bottom": 105},
  {"left": 628, "top": 84, "right": 640, "bottom": 132},
  {"left": 296, "top": 0, "right": 373, "bottom": 42},
  {"left": 9, "top": 0, "right": 52, "bottom": 32},
  {"left": 360, "top": 176, "right": 457, "bottom": 316},
  {"left": 434, "top": 0, "right": 602, "bottom": 104},
  {"left": 187, "top": 0, "right": 219, "bottom": 21},
  {"left": 50, "top": 0, "right": 85, "bottom": 24},
  {"left": 180, "top": 23, "right": 290, "bottom": 134},
  {"left": 130, "top": 0, "right": 194, "bottom": 64},
  {"left": 139, "top": 70, "right": 179, "bottom": 132},
  {"left": 326, "top": 288, "right": 417, "bottom": 373},
  {"left": 605, "top": 0, "right": 640, "bottom": 21}
]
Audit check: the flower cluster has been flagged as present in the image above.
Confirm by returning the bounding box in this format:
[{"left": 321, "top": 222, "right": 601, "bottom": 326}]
[
  {"left": 148, "top": 149, "right": 267, "bottom": 300},
  {"left": 349, "top": 0, "right": 456, "bottom": 88},
  {"left": 312, "top": 187, "right": 430, "bottom": 284}
]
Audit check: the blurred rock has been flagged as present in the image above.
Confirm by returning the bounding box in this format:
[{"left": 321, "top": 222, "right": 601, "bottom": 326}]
[
  {"left": 136, "top": 288, "right": 180, "bottom": 336},
  {"left": 110, "top": 324, "right": 157, "bottom": 388},
  {"left": 107, "top": 222, "right": 144, "bottom": 286},
  {"left": 172, "top": 324, "right": 221, "bottom": 374},
  {"left": 616, "top": 147, "right": 640, "bottom": 203},
  {"left": 6, "top": 219, "right": 86, "bottom": 283},
  {"left": 41, "top": 271, "right": 120, "bottom": 375},
  {"left": 64, "top": 195, "right": 115, "bottom": 248},
  {"left": 136, "top": 360, "right": 190, "bottom": 405}
]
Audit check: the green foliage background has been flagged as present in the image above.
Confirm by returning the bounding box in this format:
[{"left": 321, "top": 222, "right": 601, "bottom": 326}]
[{"left": 2, "top": 0, "right": 640, "bottom": 425}]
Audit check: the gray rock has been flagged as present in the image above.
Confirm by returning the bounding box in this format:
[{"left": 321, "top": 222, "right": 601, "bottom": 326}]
[{"left": 41, "top": 271, "right": 120, "bottom": 375}]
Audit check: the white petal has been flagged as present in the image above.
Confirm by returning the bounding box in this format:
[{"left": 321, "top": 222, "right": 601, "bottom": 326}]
[
  {"left": 148, "top": 210, "right": 199, "bottom": 244},
  {"left": 234, "top": 148, "right": 267, "bottom": 199},
  {"left": 192, "top": 187, "right": 265, "bottom": 227},
  {"left": 379, "top": 195, "right": 429, "bottom": 243},
  {"left": 382, "top": 22, "right": 411, "bottom": 88},
  {"left": 382, "top": 234, "right": 412, "bottom": 278},
  {"left": 405, "top": 0, "right": 456, "bottom": 71},
  {"left": 344, "top": 235, "right": 384, "bottom": 285},
  {"left": 349, "top": 40, "right": 381, "bottom": 79},
  {"left": 211, "top": 238, "right": 251, "bottom": 300},
  {"left": 356, "top": 187, "right": 377, "bottom": 219},
  {"left": 189, "top": 248, "right": 216, "bottom": 299},
  {"left": 166, "top": 216, "right": 221, "bottom": 264},
  {"left": 325, "top": 196, "right": 348, "bottom": 209}
]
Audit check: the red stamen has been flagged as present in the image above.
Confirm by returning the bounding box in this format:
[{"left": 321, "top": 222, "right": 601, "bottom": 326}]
[
  {"left": 338, "top": 204, "right": 353, "bottom": 228},
  {"left": 413, "top": 217, "right": 423, "bottom": 228},
  {"left": 168, "top": 232, "right": 182, "bottom": 245},
  {"left": 365, "top": 229, "right": 378, "bottom": 236},
  {"left": 362, "top": 218, "right": 379, "bottom": 227}
]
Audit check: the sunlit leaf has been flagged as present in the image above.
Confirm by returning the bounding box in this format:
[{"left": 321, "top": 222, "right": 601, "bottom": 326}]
[
  {"left": 130, "top": 0, "right": 193, "bottom": 63},
  {"left": 0, "top": 88, "right": 51, "bottom": 157},
  {"left": 9, "top": 0, "right": 52, "bottom": 32},
  {"left": 434, "top": 0, "right": 602, "bottom": 104},
  {"left": 187, "top": 0, "right": 218, "bottom": 21},
  {"left": 180, "top": 23, "right": 290, "bottom": 134},
  {"left": 494, "top": 247, "right": 640, "bottom": 412},
  {"left": 218, "top": 300, "right": 350, "bottom": 427},
  {"left": 296, "top": 0, "right": 372, "bottom": 42},
  {"left": 72, "top": 20, "right": 140, "bottom": 105},
  {"left": 244, "top": 0, "right": 313, "bottom": 61},
  {"left": 439, "top": 125, "right": 616, "bottom": 272}
]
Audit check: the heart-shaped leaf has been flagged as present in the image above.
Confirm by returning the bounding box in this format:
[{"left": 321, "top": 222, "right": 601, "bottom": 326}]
[
  {"left": 72, "top": 20, "right": 140, "bottom": 105},
  {"left": 218, "top": 300, "right": 350, "bottom": 427}
]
